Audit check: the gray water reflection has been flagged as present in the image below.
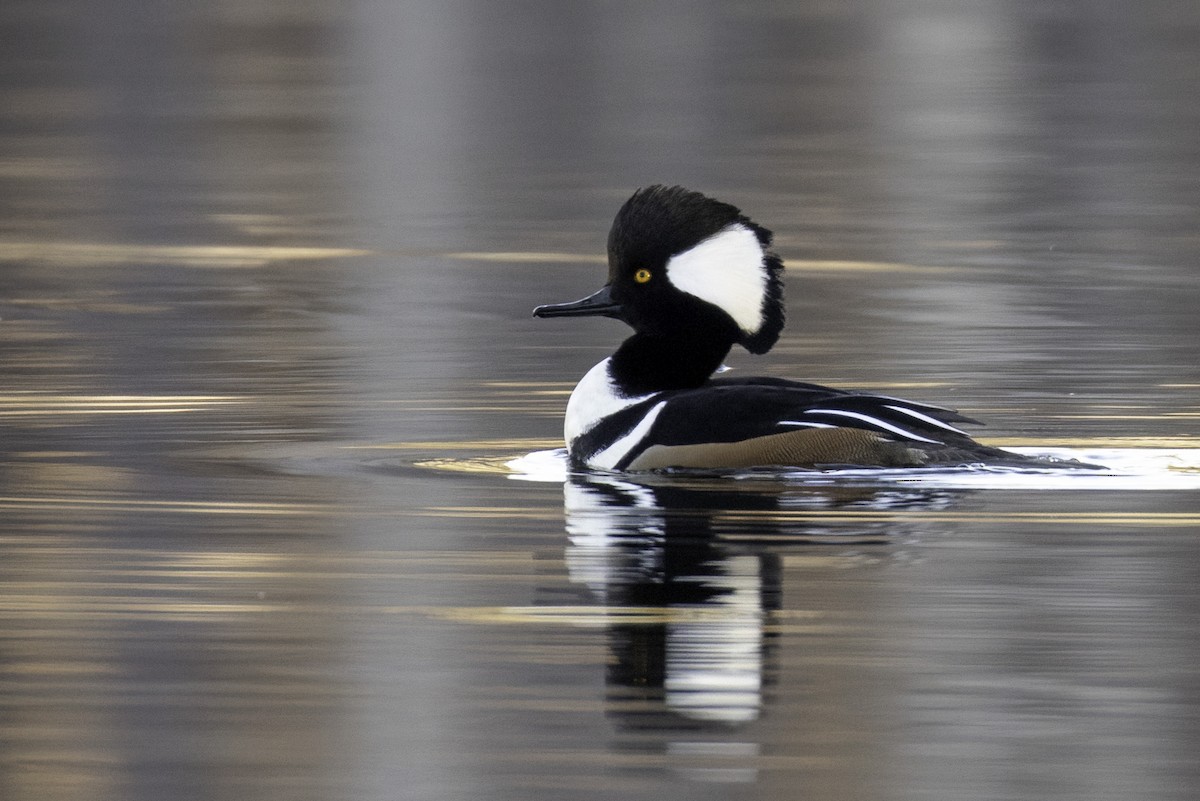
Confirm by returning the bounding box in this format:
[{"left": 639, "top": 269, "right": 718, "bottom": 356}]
[
  {"left": 563, "top": 475, "right": 953, "bottom": 735},
  {"left": 4, "top": 0, "right": 1200, "bottom": 800}
]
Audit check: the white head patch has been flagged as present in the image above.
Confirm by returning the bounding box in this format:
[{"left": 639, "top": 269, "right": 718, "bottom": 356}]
[{"left": 665, "top": 224, "right": 767, "bottom": 335}]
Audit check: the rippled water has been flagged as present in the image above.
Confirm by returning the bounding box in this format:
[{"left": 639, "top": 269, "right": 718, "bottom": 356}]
[{"left": 3, "top": 2, "right": 1200, "bottom": 800}]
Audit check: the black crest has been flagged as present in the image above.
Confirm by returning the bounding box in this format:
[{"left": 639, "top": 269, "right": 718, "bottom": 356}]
[{"left": 607, "top": 185, "right": 786, "bottom": 354}]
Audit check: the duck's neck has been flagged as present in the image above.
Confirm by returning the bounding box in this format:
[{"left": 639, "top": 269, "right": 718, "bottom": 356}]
[{"left": 609, "top": 332, "right": 732, "bottom": 396}]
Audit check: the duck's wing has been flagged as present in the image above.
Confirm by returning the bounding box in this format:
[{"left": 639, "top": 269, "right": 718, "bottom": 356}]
[
  {"left": 574, "top": 377, "right": 993, "bottom": 471},
  {"left": 659, "top": 377, "right": 980, "bottom": 443}
]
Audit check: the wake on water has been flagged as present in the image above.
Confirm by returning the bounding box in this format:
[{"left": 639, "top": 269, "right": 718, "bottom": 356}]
[{"left": 505, "top": 447, "right": 1200, "bottom": 490}]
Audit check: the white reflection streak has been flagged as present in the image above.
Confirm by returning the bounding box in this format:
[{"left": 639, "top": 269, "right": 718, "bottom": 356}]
[
  {"left": 664, "top": 554, "right": 763, "bottom": 724},
  {"left": 563, "top": 478, "right": 765, "bottom": 724},
  {"left": 505, "top": 448, "right": 1200, "bottom": 490}
]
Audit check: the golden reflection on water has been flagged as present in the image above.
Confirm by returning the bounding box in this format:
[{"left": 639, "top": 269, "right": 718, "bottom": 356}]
[
  {"left": 0, "top": 394, "right": 250, "bottom": 417},
  {"left": 445, "top": 251, "right": 953, "bottom": 275},
  {"left": 0, "top": 547, "right": 581, "bottom": 623},
  {"left": 349, "top": 438, "right": 563, "bottom": 451},
  {"left": 1053, "top": 413, "right": 1200, "bottom": 420},
  {"left": 413, "top": 456, "right": 534, "bottom": 475},
  {"left": 4, "top": 296, "right": 169, "bottom": 315},
  {"left": 432, "top": 605, "right": 839, "bottom": 636},
  {"left": 446, "top": 251, "right": 608, "bottom": 264},
  {"left": 419, "top": 506, "right": 562, "bottom": 521},
  {"left": 0, "top": 496, "right": 333, "bottom": 515},
  {"left": 0, "top": 241, "right": 370, "bottom": 268},
  {"left": 0, "top": 243, "right": 906, "bottom": 272},
  {"left": 418, "top": 503, "right": 1200, "bottom": 528},
  {"left": 357, "top": 438, "right": 562, "bottom": 476},
  {"left": 987, "top": 436, "right": 1200, "bottom": 448},
  {"left": 714, "top": 509, "right": 1200, "bottom": 526}
]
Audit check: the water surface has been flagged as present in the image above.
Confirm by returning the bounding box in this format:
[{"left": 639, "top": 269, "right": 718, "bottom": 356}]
[{"left": 2, "top": 2, "right": 1200, "bottom": 800}]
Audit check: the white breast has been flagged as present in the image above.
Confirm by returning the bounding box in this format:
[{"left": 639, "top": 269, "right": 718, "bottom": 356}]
[{"left": 564, "top": 358, "right": 656, "bottom": 450}]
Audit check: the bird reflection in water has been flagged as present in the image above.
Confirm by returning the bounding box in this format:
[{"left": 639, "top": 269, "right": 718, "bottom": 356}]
[{"left": 561, "top": 474, "right": 956, "bottom": 736}]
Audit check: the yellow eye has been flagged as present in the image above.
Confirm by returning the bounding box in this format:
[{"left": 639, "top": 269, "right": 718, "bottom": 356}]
[{"left": 634, "top": 268, "right": 652, "bottom": 284}]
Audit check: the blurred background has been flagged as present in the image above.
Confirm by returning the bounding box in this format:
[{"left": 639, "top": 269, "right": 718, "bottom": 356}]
[{"left": 2, "top": 1, "right": 1199, "bottom": 800}]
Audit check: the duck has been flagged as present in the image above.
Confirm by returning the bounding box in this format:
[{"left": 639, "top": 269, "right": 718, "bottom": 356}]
[{"left": 533, "top": 184, "right": 1061, "bottom": 472}]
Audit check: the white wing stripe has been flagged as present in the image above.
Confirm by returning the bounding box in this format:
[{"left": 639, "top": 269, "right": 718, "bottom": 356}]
[
  {"left": 883, "top": 404, "right": 969, "bottom": 435},
  {"left": 777, "top": 421, "right": 837, "bottom": 429},
  {"left": 589, "top": 401, "right": 668, "bottom": 470},
  {"left": 802, "top": 409, "right": 942, "bottom": 443}
]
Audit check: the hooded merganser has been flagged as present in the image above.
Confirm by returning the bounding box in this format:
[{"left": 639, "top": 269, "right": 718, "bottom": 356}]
[{"left": 533, "top": 185, "right": 1044, "bottom": 472}]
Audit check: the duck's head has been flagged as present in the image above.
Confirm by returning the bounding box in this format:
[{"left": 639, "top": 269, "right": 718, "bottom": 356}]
[{"left": 533, "top": 185, "right": 785, "bottom": 354}]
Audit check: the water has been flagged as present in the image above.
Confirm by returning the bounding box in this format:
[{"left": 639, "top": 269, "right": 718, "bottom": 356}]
[{"left": 3, "top": 2, "right": 1200, "bottom": 799}]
